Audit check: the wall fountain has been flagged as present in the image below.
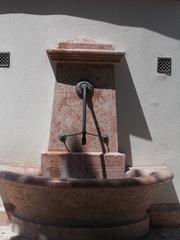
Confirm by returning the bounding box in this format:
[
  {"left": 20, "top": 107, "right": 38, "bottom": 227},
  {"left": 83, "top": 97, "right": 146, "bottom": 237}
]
[{"left": 0, "top": 39, "right": 173, "bottom": 240}]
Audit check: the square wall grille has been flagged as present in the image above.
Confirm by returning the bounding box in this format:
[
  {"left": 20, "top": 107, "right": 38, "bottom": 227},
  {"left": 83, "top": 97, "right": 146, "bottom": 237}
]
[
  {"left": 0, "top": 52, "right": 10, "bottom": 68},
  {"left": 157, "top": 57, "right": 171, "bottom": 74}
]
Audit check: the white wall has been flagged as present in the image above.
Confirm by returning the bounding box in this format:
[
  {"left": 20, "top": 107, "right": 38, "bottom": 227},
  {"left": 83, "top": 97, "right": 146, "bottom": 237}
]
[{"left": 0, "top": 0, "right": 180, "bottom": 202}]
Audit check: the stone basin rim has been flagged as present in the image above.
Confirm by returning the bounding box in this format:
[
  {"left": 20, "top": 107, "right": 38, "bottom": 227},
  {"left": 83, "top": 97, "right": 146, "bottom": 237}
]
[{"left": 0, "top": 168, "right": 173, "bottom": 188}]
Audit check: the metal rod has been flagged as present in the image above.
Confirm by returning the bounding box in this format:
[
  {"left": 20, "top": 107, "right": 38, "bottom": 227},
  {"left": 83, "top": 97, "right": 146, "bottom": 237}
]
[
  {"left": 82, "top": 83, "right": 87, "bottom": 145},
  {"left": 75, "top": 80, "right": 94, "bottom": 146}
]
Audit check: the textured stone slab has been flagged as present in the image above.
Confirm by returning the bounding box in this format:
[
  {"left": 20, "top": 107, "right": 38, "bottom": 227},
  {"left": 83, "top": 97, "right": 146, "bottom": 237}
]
[
  {"left": 58, "top": 39, "right": 114, "bottom": 50},
  {"left": 48, "top": 76, "right": 118, "bottom": 152},
  {"left": 47, "top": 39, "right": 124, "bottom": 64},
  {"left": 47, "top": 49, "right": 124, "bottom": 64},
  {"left": 48, "top": 39, "right": 121, "bottom": 153},
  {"left": 41, "top": 151, "right": 125, "bottom": 179}
]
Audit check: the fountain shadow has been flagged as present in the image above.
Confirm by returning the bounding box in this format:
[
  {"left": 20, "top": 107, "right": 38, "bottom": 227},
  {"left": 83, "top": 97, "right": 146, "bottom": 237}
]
[
  {"left": 63, "top": 138, "right": 96, "bottom": 179},
  {"left": 115, "top": 59, "right": 179, "bottom": 203},
  {"left": 63, "top": 137, "right": 107, "bottom": 179},
  {"left": 49, "top": 61, "right": 115, "bottom": 90},
  {"left": 154, "top": 180, "right": 179, "bottom": 204},
  {"left": 115, "top": 58, "right": 152, "bottom": 167}
]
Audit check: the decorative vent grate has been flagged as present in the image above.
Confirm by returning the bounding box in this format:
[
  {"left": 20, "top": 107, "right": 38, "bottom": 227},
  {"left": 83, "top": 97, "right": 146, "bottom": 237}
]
[
  {"left": 0, "top": 52, "right": 10, "bottom": 68},
  {"left": 157, "top": 57, "right": 171, "bottom": 74}
]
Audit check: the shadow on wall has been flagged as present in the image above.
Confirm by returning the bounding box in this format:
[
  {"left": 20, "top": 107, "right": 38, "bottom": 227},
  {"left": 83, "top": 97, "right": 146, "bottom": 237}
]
[
  {"left": 115, "top": 58, "right": 179, "bottom": 203},
  {"left": 155, "top": 180, "right": 179, "bottom": 204},
  {"left": 0, "top": 0, "right": 180, "bottom": 40},
  {"left": 115, "top": 58, "right": 152, "bottom": 167}
]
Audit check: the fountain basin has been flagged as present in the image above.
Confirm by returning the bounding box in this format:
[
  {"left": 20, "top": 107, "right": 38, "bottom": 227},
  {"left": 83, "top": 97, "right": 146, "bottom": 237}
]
[{"left": 0, "top": 165, "right": 173, "bottom": 240}]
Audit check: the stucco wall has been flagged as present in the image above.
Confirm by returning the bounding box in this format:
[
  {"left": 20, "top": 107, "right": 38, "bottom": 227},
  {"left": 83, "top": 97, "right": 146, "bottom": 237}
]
[{"left": 0, "top": 0, "right": 180, "bottom": 203}]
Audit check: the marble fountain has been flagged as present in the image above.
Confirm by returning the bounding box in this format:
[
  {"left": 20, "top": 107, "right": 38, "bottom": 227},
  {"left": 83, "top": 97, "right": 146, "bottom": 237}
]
[{"left": 0, "top": 40, "right": 173, "bottom": 240}]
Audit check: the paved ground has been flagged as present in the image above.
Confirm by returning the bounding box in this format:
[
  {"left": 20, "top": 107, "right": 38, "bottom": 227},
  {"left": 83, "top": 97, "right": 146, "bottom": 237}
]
[
  {"left": 0, "top": 226, "right": 180, "bottom": 239},
  {"left": 140, "top": 228, "right": 180, "bottom": 240}
]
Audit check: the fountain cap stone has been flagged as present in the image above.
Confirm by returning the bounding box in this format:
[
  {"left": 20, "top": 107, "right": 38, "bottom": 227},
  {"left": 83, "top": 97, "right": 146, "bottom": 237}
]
[
  {"left": 58, "top": 38, "right": 114, "bottom": 51},
  {"left": 47, "top": 38, "right": 125, "bottom": 64}
]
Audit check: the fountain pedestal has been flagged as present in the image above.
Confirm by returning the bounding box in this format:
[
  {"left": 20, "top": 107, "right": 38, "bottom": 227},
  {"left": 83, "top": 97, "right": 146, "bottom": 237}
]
[
  {"left": 41, "top": 152, "right": 125, "bottom": 179},
  {"left": 45, "top": 39, "right": 126, "bottom": 177}
]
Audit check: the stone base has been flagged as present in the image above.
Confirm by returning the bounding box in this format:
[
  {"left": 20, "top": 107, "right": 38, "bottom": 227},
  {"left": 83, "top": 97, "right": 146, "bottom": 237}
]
[
  {"left": 150, "top": 204, "right": 180, "bottom": 227},
  {"left": 11, "top": 215, "right": 149, "bottom": 240},
  {"left": 41, "top": 151, "right": 125, "bottom": 179}
]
